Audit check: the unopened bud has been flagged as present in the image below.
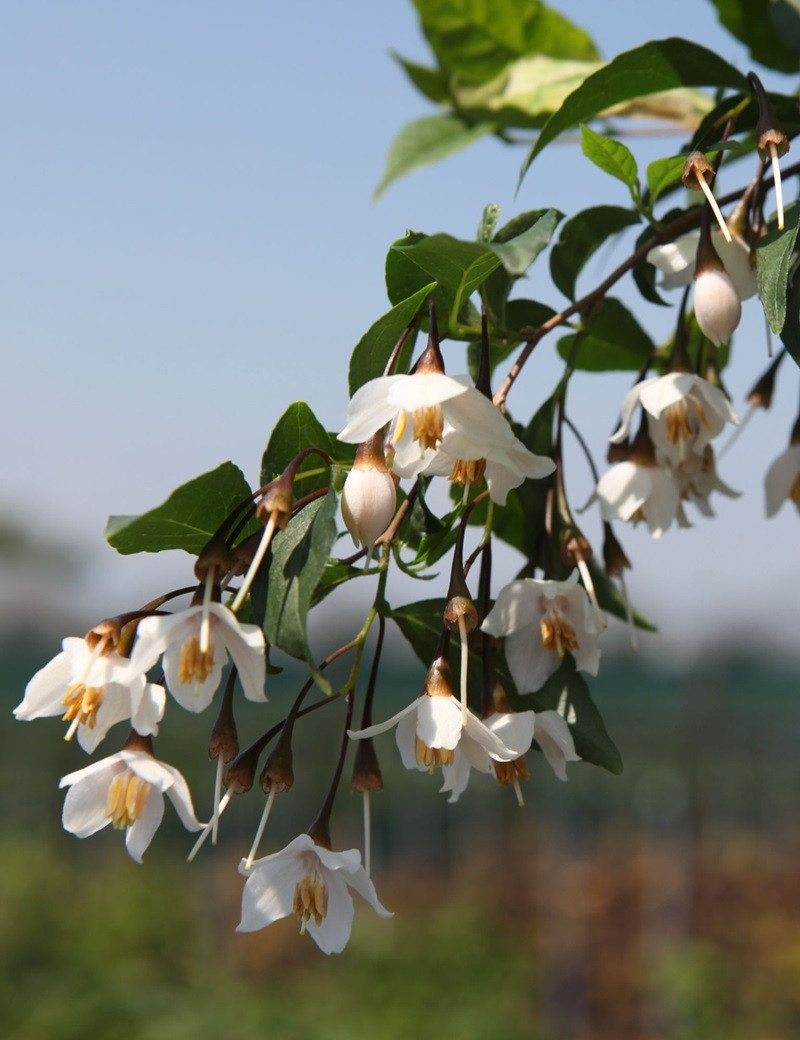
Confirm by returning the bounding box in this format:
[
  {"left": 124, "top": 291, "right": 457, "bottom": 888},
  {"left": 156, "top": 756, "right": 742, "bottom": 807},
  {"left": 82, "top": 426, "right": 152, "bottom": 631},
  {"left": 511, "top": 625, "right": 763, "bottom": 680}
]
[
  {"left": 561, "top": 532, "right": 593, "bottom": 569},
  {"left": 602, "top": 522, "right": 631, "bottom": 578},
  {"left": 341, "top": 433, "right": 397, "bottom": 554},
  {"left": 694, "top": 264, "right": 741, "bottom": 347},
  {"left": 351, "top": 738, "right": 384, "bottom": 793},
  {"left": 259, "top": 733, "right": 294, "bottom": 793}
]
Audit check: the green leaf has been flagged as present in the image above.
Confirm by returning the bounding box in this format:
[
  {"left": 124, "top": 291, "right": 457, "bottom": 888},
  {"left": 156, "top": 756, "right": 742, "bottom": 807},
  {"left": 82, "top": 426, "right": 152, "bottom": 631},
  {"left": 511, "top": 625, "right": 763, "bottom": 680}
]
[
  {"left": 708, "top": 0, "right": 800, "bottom": 72},
  {"left": 390, "top": 52, "right": 450, "bottom": 103},
  {"left": 386, "top": 232, "right": 501, "bottom": 336},
  {"left": 756, "top": 202, "right": 800, "bottom": 335},
  {"left": 488, "top": 208, "right": 561, "bottom": 276},
  {"left": 260, "top": 402, "right": 337, "bottom": 496},
  {"left": 520, "top": 37, "right": 749, "bottom": 179},
  {"left": 388, "top": 597, "right": 447, "bottom": 668},
  {"left": 646, "top": 142, "right": 750, "bottom": 204},
  {"left": 265, "top": 491, "right": 338, "bottom": 693},
  {"left": 374, "top": 114, "right": 495, "bottom": 199},
  {"left": 771, "top": 0, "right": 800, "bottom": 62},
  {"left": 412, "top": 0, "right": 598, "bottom": 86},
  {"left": 580, "top": 124, "right": 637, "bottom": 188},
  {"left": 348, "top": 284, "right": 436, "bottom": 396},
  {"left": 105, "top": 462, "right": 252, "bottom": 556},
  {"left": 780, "top": 263, "right": 800, "bottom": 366},
  {"left": 557, "top": 298, "right": 655, "bottom": 371},
  {"left": 529, "top": 656, "right": 623, "bottom": 774},
  {"left": 550, "top": 205, "right": 640, "bottom": 301}
]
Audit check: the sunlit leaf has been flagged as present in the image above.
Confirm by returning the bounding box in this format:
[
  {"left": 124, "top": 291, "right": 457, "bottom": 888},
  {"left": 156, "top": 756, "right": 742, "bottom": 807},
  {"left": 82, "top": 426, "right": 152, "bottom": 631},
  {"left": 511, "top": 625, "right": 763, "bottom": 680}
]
[
  {"left": 580, "top": 124, "right": 637, "bottom": 189},
  {"left": 756, "top": 202, "right": 800, "bottom": 335},
  {"left": 550, "top": 205, "right": 640, "bottom": 301},
  {"left": 349, "top": 283, "right": 436, "bottom": 395}
]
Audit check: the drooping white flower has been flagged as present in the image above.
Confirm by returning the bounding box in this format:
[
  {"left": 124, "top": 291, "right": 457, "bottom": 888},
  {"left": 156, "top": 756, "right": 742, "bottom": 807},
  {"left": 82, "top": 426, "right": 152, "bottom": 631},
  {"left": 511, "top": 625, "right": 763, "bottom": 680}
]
[
  {"left": 611, "top": 373, "right": 738, "bottom": 466},
  {"left": 60, "top": 745, "right": 202, "bottom": 862},
  {"left": 422, "top": 407, "right": 555, "bottom": 505},
  {"left": 439, "top": 708, "right": 579, "bottom": 804},
  {"left": 348, "top": 656, "right": 527, "bottom": 772},
  {"left": 481, "top": 571, "right": 601, "bottom": 694},
  {"left": 595, "top": 459, "right": 682, "bottom": 539},
  {"left": 693, "top": 265, "right": 741, "bottom": 346},
  {"left": 647, "top": 230, "right": 757, "bottom": 299},
  {"left": 130, "top": 603, "right": 266, "bottom": 712},
  {"left": 674, "top": 444, "right": 739, "bottom": 516},
  {"left": 765, "top": 443, "right": 800, "bottom": 517},
  {"left": 237, "top": 834, "right": 392, "bottom": 955},
  {"left": 14, "top": 633, "right": 165, "bottom": 753},
  {"left": 340, "top": 433, "right": 397, "bottom": 555}
]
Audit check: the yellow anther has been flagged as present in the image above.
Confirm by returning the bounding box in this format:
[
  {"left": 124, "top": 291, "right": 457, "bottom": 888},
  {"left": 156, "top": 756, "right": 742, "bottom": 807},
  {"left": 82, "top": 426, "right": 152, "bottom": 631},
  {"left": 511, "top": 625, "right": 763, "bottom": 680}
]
[
  {"left": 61, "top": 683, "right": 104, "bottom": 729},
  {"left": 448, "top": 457, "right": 487, "bottom": 486},
  {"left": 293, "top": 873, "right": 329, "bottom": 929},
  {"left": 178, "top": 637, "right": 214, "bottom": 685},
  {"left": 540, "top": 609, "right": 579, "bottom": 656},
  {"left": 414, "top": 736, "right": 454, "bottom": 768},
  {"left": 411, "top": 405, "right": 444, "bottom": 451},
  {"left": 105, "top": 770, "right": 150, "bottom": 829}
]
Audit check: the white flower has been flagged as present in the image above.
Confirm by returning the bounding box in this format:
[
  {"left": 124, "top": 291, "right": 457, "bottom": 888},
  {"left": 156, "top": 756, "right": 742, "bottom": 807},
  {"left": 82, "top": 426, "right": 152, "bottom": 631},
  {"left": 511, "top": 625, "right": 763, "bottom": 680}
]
[
  {"left": 693, "top": 265, "right": 741, "bottom": 346},
  {"left": 130, "top": 603, "right": 266, "bottom": 712},
  {"left": 674, "top": 444, "right": 739, "bottom": 516},
  {"left": 422, "top": 409, "right": 555, "bottom": 505},
  {"left": 481, "top": 570, "right": 601, "bottom": 694},
  {"left": 348, "top": 675, "right": 528, "bottom": 774},
  {"left": 60, "top": 747, "right": 202, "bottom": 862},
  {"left": 765, "top": 443, "right": 800, "bottom": 517},
  {"left": 647, "top": 230, "right": 757, "bottom": 299},
  {"left": 237, "top": 834, "right": 392, "bottom": 955},
  {"left": 595, "top": 460, "right": 682, "bottom": 539},
  {"left": 439, "top": 708, "right": 579, "bottom": 803},
  {"left": 611, "top": 373, "right": 738, "bottom": 466},
  {"left": 14, "top": 635, "right": 165, "bottom": 753}
]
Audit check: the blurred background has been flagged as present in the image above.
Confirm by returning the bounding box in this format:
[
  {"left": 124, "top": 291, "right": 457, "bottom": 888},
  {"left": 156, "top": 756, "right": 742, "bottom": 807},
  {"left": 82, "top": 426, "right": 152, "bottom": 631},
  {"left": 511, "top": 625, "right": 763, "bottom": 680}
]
[{"left": 3, "top": 1, "right": 800, "bottom": 1037}]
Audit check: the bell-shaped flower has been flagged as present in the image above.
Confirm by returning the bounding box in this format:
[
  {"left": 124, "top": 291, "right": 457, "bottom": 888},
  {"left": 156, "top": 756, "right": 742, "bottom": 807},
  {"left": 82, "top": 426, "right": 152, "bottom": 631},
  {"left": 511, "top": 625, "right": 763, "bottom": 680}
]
[
  {"left": 340, "top": 433, "right": 397, "bottom": 556},
  {"left": 481, "top": 571, "right": 601, "bottom": 695},
  {"left": 60, "top": 743, "right": 202, "bottom": 862},
  {"left": 647, "top": 230, "right": 757, "bottom": 299},
  {"left": 14, "top": 632, "right": 165, "bottom": 753},
  {"left": 595, "top": 459, "right": 682, "bottom": 539},
  {"left": 237, "top": 834, "right": 392, "bottom": 955},
  {"left": 611, "top": 373, "right": 738, "bottom": 466},
  {"left": 674, "top": 444, "right": 739, "bottom": 517},
  {"left": 422, "top": 406, "right": 555, "bottom": 505},
  {"left": 348, "top": 656, "right": 528, "bottom": 772},
  {"left": 765, "top": 443, "right": 800, "bottom": 517},
  {"left": 440, "top": 708, "right": 578, "bottom": 803},
  {"left": 130, "top": 602, "right": 266, "bottom": 713}
]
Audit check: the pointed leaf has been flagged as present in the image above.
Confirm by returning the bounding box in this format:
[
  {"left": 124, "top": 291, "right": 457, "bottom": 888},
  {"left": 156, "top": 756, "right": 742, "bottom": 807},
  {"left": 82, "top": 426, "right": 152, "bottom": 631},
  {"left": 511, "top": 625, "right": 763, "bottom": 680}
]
[
  {"left": 374, "top": 114, "right": 495, "bottom": 199},
  {"left": 105, "top": 462, "right": 252, "bottom": 556},
  {"left": 521, "top": 38, "right": 749, "bottom": 178},
  {"left": 386, "top": 232, "right": 501, "bottom": 336},
  {"left": 557, "top": 297, "right": 655, "bottom": 371},
  {"left": 550, "top": 205, "right": 640, "bottom": 301},
  {"left": 391, "top": 52, "right": 450, "bottom": 103},
  {"left": 489, "top": 208, "right": 561, "bottom": 275},
  {"left": 756, "top": 202, "right": 800, "bottom": 335},
  {"left": 708, "top": 0, "right": 800, "bottom": 72},
  {"left": 580, "top": 124, "right": 637, "bottom": 188},
  {"left": 388, "top": 597, "right": 448, "bottom": 668},
  {"left": 260, "top": 401, "right": 338, "bottom": 496},
  {"left": 348, "top": 284, "right": 436, "bottom": 395},
  {"left": 265, "top": 490, "right": 337, "bottom": 693}
]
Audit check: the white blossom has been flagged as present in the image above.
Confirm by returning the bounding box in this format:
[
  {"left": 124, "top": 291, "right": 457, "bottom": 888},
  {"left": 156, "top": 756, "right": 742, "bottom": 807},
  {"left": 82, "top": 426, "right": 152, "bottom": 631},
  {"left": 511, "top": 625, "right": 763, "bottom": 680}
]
[
  {"left": 647, "top": 230, "right": 757, "bottom": 299},
  {"left": 60, "top": 747, "right": 202, "bottom": 862},
  {"left": 14, "top": 636, "right": 165, "bottom": 753},
  {"left": 481, "top": 570, "right": 601, "bottom": 694},
  {"left": 694, "top": 265, "right": 741, "bottom": 346},
  {"left": 237, "top": 834, "right": 392, "bottom": 955},
  {"left": 765, "top": 443, "right": 800, "bottom": 517},
  {"left": 595, "top": 459, "right": 682, "bottom": 539},
  {"left": 130, "top": 603, "right": 266, "bottom": 712}
]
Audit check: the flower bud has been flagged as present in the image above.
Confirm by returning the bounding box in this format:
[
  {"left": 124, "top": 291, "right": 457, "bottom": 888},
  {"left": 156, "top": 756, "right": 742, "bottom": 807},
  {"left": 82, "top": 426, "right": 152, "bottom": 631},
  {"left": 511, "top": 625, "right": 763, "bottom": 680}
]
[
  {"left": 341, "top": 434, "right": 397, "bottom": 555},
  {"left": 693, "top": 265, "right": 741, "bottom": 346}
]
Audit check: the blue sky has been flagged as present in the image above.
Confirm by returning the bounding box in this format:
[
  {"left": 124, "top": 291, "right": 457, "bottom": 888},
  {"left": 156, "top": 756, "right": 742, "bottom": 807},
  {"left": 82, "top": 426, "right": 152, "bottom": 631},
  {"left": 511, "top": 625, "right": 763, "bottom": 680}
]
[{"left": 3, "top": 0, "right": 799, "bottom": 654}]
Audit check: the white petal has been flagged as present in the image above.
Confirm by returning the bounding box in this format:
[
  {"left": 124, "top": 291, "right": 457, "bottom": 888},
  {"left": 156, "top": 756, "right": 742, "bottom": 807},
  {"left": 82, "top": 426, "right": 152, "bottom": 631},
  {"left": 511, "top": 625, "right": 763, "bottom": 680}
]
[
  {"left": 75, "top": 682, "right": 133, "bottom": 753},
  {"left": 694, "top": 267, "right": 741, "bottom": 346},
  {"left": 306, "top": 870, "right": 354, "bottom": 954},
  {"left": 596, "top": 462, "right": 650, "bottom": 523},
  {"left": 765, "top": 445, "right": 800, "bottom": 517},
  {"left": 385, "top": 372, "right": 470, "bottom": 411},
  {"left": 416, "top": 695, "right": 463, "bottom": 751},
  {"left": 533, "top": 710, "right": 581, "bottom": 780},
  {"left": 439, "top": 753, "right": 473, "bottom": 803},
  {"left": 394, "top": 709, "right": 425, "bottom": 771},
  {"left": 482, "top": 580, "right": 541, "bottom": 637},
  {"left": 209, "top": 605, "right": 266, "bottom": 703},
  {"left": 338, "top": 376, "right": 408, "bottom": 443},
  {"left": 162, "top": 632, "right": 224, "bottom": 712},
  {"left": 348, "top": 698, "right": 420, "bottom": 741},
  {"left": 485, "top": 711, "right": 536, "bottom": 759},
  {"left": 125, "top": 788, "right": 164, "bottom": 862},
  {"left": 504, "top": 626, "right": 558, "bottom": 694},
  {"left": 61, "top": 760, "right": 122, "bottom": 837},
  {"left": 237, "top": 841, "right": 308, "bottom": 932},
  {"left": 130, "top": 682, "right": 167, "bottom": 737},
  {"left": 647, "top": 232, "right": 699, "bottom": 287}
]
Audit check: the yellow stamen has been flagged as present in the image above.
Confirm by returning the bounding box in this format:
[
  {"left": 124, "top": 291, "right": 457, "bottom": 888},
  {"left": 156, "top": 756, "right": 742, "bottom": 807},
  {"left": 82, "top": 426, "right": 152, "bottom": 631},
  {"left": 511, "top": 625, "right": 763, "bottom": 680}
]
[
  {"left": 293, "top": 872, "right": 328, "bottom": 929},
  {"left": 178, "top": 637, "right": 214, "bottom": 685},
  {"left": 392, "top": 409, "right": 408, "bottom": 444},
  {"left": 448, "top": 458, "right": 487, "bottom": 487},
  {"left": 62, "top": 683, "right": 104, "bottom": 734},
  {"left": 414, "top": 736, "right": 454, "bottom": 768},
  {"left": 493, "top": 756, "right": 530, "bottom": 788},
  {"left": 411, "top": 405, "right": 444, "bottom": 451},
  {"left": 540, "top": 609, "right": 579, "bottom": 656},
  {"left": 105, "top": 769, "right": 150, "bottom": 829}
]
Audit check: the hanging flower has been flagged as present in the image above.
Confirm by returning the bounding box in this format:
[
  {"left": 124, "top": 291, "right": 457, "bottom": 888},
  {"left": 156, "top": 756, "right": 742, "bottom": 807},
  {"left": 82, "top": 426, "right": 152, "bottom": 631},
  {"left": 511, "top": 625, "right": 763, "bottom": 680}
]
[
  {"left": 647, "top": 230, "right": 757, "bottom": 299},
  {"left": 610, "top": 373, "right": 738, "bottom": 466},
  {"left": 237, "top": 834, "right": 392, "bottom": 955},
  {"left": 481, "top": 571, "right": 602, "bottom": 694},
  {"left": 693, "top": 264, "right": 741, "bottom": 347},
  {"left": 595, "top": 459, "right": 683, "bottom": 539},
  {"left": 765, "top": 443, "right": 800, "bottom": 517},
  {"left": 14, "top": 631, "right": 165, "bottom": 753},
  {"left": 348, "top": 656, "right": 528, "bottom": 772},
  {"left": 60, "top": 741, "right": 202, "bottom": 862},
  {"left": 439, "top": 708, "right": 578, "bottom": 803},
  {"left": 674, "top": 444, "right": 740, "bottom": 516},
  {"left": 130, "top": 603, "right": 266, "bottom": 712}
]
